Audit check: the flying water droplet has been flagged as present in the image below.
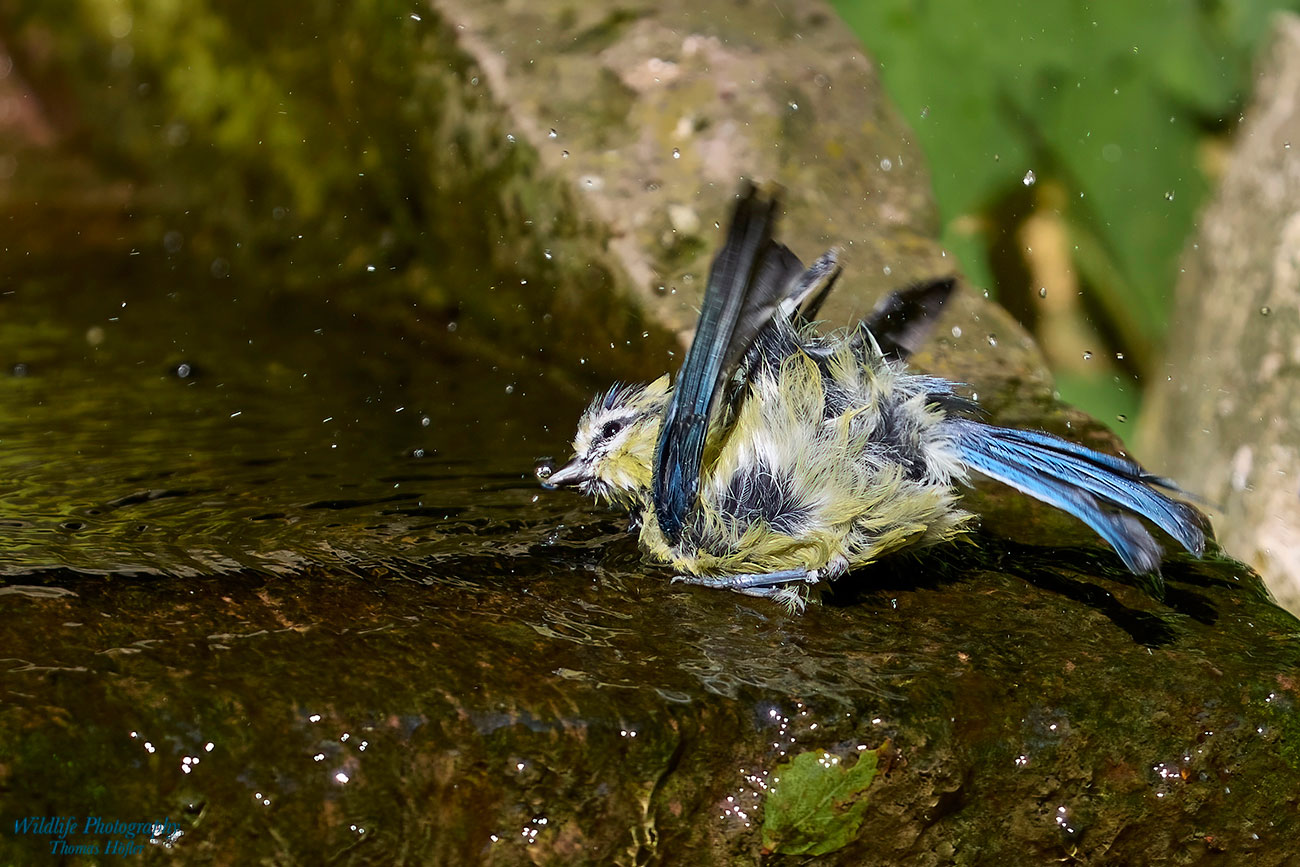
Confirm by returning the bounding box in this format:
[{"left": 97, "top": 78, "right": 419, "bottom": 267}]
[{"left": 1023, "top": 170, "right": 1036, "bottom": 186}]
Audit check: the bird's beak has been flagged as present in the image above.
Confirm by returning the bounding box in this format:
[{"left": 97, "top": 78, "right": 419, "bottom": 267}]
[{"left": 538, "top": 457, "right": 589, "bottom": 490}]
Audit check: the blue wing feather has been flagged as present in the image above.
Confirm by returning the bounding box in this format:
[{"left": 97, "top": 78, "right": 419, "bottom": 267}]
[
  {"left": 950, "top": 419, "right": 1205, "bottom": 574},
  {"left": 654, "top": 185, "right": 792, "bottom": 543}
]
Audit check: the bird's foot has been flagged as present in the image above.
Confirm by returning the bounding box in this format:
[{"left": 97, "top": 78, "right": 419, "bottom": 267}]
[
  {"left": 671, "top": 569, "right": 821, "bottom": 612},
  {"left": 671, "top": 568, "right": 818, "bottom": 590}
]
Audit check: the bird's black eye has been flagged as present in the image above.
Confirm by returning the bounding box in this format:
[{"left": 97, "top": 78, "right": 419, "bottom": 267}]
[{"left": 600, "top": 420, "right": 623, "bottom": 439}]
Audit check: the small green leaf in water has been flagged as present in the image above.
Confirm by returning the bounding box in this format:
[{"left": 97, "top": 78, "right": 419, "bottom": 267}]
[{"left": 761, "top": 743, "right": 885, "bottom": 856}]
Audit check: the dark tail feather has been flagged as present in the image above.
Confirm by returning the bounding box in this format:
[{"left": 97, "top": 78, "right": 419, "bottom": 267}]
[
  {"left": 859, "top": 277, "right": 957, "bottom": 362},
  {"left": 949, "top": 419, "right": 1205, "bottom": 574}
]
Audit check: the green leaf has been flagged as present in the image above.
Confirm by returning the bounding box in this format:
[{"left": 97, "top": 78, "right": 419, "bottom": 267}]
[
  {"left": 761, "top": 745, "right": 884, "bottom": 856},
  {"left": 831, "top": 0, "right": 1300, "bottom": 423}
]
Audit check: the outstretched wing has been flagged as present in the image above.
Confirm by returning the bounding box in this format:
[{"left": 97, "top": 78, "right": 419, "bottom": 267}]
[{"left": 653, "top": 184, "right": 802, "bottom": 544}]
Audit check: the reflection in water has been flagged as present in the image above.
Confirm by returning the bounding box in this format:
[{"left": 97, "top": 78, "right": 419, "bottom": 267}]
[{"left": 0, "top": 248, "right": 578, "bottom": 578}]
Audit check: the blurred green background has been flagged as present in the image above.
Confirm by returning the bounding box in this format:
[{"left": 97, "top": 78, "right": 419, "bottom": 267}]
[{"left": 834, "top": 0, "right": 1300, "bottom": 428}]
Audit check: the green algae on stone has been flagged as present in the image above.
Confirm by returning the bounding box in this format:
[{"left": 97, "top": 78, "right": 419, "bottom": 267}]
[{"left": 761, "top": 742, "right": 886, "bottom": 856}]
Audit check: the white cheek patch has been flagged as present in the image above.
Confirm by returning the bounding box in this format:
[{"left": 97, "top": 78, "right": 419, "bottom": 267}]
[{"left": 572, "top": 417, "right": 598, "bottom": 455}]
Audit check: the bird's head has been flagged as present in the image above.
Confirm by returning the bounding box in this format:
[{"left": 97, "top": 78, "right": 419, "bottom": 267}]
[{"left": 539, "top": 374, "right": 670, "bottom": 508}]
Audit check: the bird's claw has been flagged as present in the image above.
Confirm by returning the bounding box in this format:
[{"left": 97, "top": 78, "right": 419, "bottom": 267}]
[{"left": 671, "top": 568, "right": 820, "bottom": 591}]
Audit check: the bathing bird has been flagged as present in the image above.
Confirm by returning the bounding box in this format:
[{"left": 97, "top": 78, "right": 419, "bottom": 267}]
[{"left": 539, "top": 183, "right": 1204, "bottom": 608}]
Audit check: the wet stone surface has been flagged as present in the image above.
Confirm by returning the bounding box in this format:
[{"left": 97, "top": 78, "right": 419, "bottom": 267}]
[
  {"left": 2, "top": 243, "right": 1300, "bottom": 867},
  {"left": 4, "top": 1, "right": 1297, "bottom": 863}
]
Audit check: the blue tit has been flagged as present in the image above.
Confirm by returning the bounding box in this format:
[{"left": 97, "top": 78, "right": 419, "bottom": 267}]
[{"left": 539, "top": 183, "right": 1205, "bottom": 609}]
